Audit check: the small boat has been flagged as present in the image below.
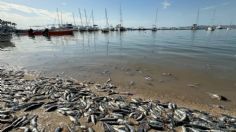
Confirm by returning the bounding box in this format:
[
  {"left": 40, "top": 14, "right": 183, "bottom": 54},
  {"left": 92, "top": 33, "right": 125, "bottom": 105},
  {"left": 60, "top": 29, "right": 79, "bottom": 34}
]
[
  {"left": 207, "top": 26, "right": 215, "bottom": 31},
  {"left": 227, "top": 21, "right": 233, "bottom": 30},
  {"left": 101, "top": 28, "right": 109, "bottom": 33},
  {"left": 152, "top": 26, "right": 157, "bottom": 31},
  {"left": 28, "top": 28, "right": 73, "bottom": 36},
  {"left": 216, "top": 25, "right": 223, "bottom": 29}
]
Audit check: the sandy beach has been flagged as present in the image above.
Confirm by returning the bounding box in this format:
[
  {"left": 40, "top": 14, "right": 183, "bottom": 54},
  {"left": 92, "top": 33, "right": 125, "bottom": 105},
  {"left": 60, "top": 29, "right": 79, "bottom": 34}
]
[{"left": 0, "top": 66, "right": 236, "bottom": 131}]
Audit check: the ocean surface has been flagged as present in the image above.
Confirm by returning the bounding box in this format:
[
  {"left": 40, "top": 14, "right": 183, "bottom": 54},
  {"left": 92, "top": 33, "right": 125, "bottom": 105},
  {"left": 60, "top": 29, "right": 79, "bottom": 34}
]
[{"left": 1, "top": 30, "right": 236, "bottom": 111}]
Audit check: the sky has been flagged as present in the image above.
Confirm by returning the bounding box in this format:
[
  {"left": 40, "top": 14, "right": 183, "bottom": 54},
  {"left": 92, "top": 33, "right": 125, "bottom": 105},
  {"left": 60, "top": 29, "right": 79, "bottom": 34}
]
[{"left": 0, "top": 0, "right": 235, "bottom": 28}]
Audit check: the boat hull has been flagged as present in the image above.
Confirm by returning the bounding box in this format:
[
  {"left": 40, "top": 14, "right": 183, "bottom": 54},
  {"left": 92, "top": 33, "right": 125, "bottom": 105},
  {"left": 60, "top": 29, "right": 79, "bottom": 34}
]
[{"left": 29, "top": 30, "right": 74, "bottom": 36}]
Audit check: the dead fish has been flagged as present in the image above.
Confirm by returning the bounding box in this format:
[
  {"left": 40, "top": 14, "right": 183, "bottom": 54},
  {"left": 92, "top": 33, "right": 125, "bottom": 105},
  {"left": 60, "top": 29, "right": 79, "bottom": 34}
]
[
  {"left": 102, "top": 122, "right": 115, "bottom": 132},
  {"left": 100, "top": 117, "right": 118, "bottom": 122},
  {"left": 2, "top": 124, "right": 14, "bottom": 132},
  {"left": 24, "top": 102, "right": 44, "bottom": 111},
  {"left": 87, "top": 127, "right": 94, "bottom": 132},
  {"left": 90, "top": 114, "right": 96, "bottom": 124},
  {"left": 69, "top": 115, "right": 79, "bottom": 125},
  {"left": 168, "top": 103, "right": 177, "bottom": 110},
  {"left": 137, "top": 122, "right": 150, "bottom": 132},
  {"left": 0, "top": 110, "right": 11, "bottom": 114},
  {"left": 55, "top": 127, "right": 63, "bottom": 132},
  {"left": 18, "top": 127, "right": 31, "bottom": 132},
  {"left": 45, "top": 105, "right": 58, "bottom": 112},
  {"left": 148, "top": 120, "right": 164, "bottom": 130},
  {"left": 208, "top": 93, "right": 228, "bottom": 101},
  {"left": 0, "top": 114, "right": 15, "bottom": 123},
  {"left": 13, "top": 114, "right": 28, "bottom": 128},
  {"left": 174, "top": 109, "right": 187, "bottom": 122},
  {"left": 136, "top": 113, "right": 145, "bottom": 121},
  {"left": 144, "top": 76, "right": 152, "bottom": 81},
  {"left": 125, "top": 123, "right": 135, "bottom": 132},
  {"left": 30, "top": 115, "right": 38, "bottom": 128}
]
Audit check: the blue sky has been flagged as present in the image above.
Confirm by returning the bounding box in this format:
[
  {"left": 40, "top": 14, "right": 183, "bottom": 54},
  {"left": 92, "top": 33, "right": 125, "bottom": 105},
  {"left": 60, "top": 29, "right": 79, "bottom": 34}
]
[{"left": 0, "top": 0, "right": 235, "bottom": 28}]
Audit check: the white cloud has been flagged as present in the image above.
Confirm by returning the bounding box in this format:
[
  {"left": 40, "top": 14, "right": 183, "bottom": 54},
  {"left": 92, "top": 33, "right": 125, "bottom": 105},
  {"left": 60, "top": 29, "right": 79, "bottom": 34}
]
[
  {"left": 0, "top": 1, "right": 75, "bottom": 28},
  {"left": 61, "top": 2, "right": 67, "bottom": 6},
  {"left": 162, "top": 0, "right": 171, "bottom": 9},
  {"left": 202, "top": 2, "right": 230, "bottom": 10},
  {"left": 202, "top": 5, "right": 217, "bottom": 10},
  {"left": 0, "top": 1, "right": 116, "bottom": 28}
]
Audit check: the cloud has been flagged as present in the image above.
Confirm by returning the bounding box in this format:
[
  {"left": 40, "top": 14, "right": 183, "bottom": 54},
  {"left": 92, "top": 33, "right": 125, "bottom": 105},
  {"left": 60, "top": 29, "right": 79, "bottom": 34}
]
[
  {"left": 0, "top": 1, "right": 75, "bottom": 28},
  {"left": 162, "top": 0, "right": 171, "bottom": 9},
  {"left": 0, "top": 1, "right": 119, "bottom": 28},
  {"left": 202, "top": 5, "right": 217, "bottom": 10},
  {"left": 61, "top": 2, "right": 67, "bottom": 6},
  {"left": 202, "top": 2, "right": 230, "bottom": 10}
]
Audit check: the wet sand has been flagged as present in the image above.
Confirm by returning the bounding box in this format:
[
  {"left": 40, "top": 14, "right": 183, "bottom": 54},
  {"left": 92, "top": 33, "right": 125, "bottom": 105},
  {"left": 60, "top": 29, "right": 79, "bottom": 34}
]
[{"left": 32, "top": 60, "right": 236, "bottom": 116}]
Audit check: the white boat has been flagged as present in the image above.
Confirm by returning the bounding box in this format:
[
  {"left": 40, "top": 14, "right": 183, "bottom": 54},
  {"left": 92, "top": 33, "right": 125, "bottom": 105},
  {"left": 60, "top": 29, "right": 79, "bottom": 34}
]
[
  {"left": 227, "top": 21, "right": 233, "bottom": 30},
  {"left": 207, "top": 26, "right": 215, "bottom": 31},
  {"left": 216, "top": 25, "right": 223, "bottom": 29},
  {"left": 101, "top": 27, "right": 109, "bottom": 33}
]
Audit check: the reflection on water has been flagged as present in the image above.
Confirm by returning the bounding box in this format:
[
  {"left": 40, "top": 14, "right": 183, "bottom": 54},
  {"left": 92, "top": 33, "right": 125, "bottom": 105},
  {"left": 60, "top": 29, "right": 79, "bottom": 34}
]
[
  {"left": 0, "top": 30, "right": 236, "bottom": 77},
  {"left": 0, "top": 41, "right": 15, "bottom": 49}
]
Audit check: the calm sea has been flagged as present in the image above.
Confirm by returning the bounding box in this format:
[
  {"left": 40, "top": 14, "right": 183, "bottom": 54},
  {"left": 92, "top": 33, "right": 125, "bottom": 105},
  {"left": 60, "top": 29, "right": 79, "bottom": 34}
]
[{"left": 1, "top": 30, "right": 236, "bottom": 77}]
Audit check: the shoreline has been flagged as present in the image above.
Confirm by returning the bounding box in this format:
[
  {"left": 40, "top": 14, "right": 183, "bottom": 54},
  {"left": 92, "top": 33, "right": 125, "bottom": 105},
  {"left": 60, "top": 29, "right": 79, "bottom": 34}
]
[{"left": 0, "top": 67, "right": 236, "bottom": 131}]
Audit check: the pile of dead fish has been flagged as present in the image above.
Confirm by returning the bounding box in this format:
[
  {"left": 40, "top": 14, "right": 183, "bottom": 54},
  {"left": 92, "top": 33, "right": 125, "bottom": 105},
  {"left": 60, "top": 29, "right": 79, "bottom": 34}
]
[{"left": 0, "top": 68, "right": 236, "bottom": 132}]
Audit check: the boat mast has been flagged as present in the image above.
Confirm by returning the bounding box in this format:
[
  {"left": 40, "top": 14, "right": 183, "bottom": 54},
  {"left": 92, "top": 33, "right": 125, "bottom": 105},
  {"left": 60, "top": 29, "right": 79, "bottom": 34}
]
[
  {"left": 56, "top": 8, "right": 60, "bottom": 27},
  {"left": 154, "top": 8, "right": 158, "bottom": 28},
  {"left": 196, "top": 8, "right": 200, "bottom": 25},
  {"left": 211, "top": 9, "right": 216, "bottom": 26},
  {"left": 84, "top": 9, "right": 88, "bottom": 27},
  {"left": 120, "top": 5, "right": 123, "bottom": 27},
  {"left": 60, "top": 11, "right": 63, "bottom": 26},
  {"left": 105, "top": 8, "right": 109, "bottom": 28},
  {"left": 78, "top": 8, "right": 83, "bottom": 26},
  {"left": 72, "top": 13, "right": 76, "bottom": 26},
  {"left": 92, "top": 10, "right": 94, "bottom": 26}
]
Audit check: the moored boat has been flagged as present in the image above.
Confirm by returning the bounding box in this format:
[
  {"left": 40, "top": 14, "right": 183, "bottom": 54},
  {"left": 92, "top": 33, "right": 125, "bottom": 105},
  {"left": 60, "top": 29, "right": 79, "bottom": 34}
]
[
  {"left": 28, "top": 28, "right": 73, "bottom": 36},
  {"left": 101, "top": 8, "right": 110, "bottom": 33},
  {"left": 207, "top": 26, "right": 215, "bottom": 31}
]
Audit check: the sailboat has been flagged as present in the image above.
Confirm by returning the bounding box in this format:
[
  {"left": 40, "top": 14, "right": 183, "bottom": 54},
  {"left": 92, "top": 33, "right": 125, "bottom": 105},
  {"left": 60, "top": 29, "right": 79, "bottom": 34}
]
[
  {"left": 191, "top": 8, "right": 199, "bottom": 30},
  {"left": 207, "top": 9, "right": 216, "bottom": 31},
  {"left": 152, "top": 8, "right": 158, "bottom": 31},
  {"left": 119, "top": 5, "right": 126, "bottom": 32},
  {"left": 227, "top": 21, "right": 232, "bottom": 30},
  {"left": 78, "top": 8, "right": 87, "bottom": 32},
  {"left": 101, "top": 8, "right": 110, "bottom": 33},
  {"left": 88, "top": 10, "right": 99, "bottom": 32}
]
